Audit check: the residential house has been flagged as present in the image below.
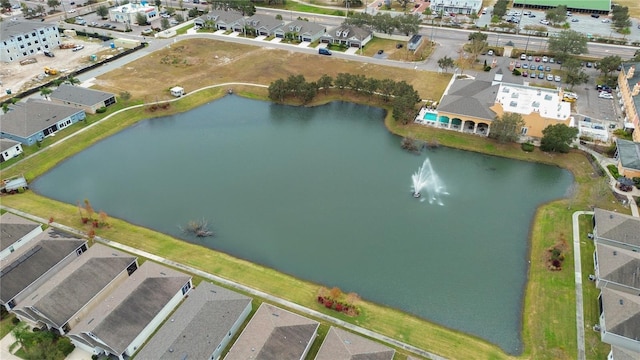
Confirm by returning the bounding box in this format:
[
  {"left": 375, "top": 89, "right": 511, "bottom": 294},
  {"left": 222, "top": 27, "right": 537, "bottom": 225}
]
[
  {"left": 0, "top": 229, "right": 87, "bottom": 311},
  {"left": 314, "top": 326, "right": 395, "bottom": 360},
  {"left": 12, "top": 244, "right": 138, "bottom": 335},
  {"left": 245, "top": 14, "right": 285, "bottom": 36},
  {"left": 0, "top": 20, "right": 61, "bottom": 63},
  {"left": 108, "top": 3, "right": 158, "bottom": 26},
  {"left": 224, "top": 303, "right": 319, "bottom": 360},
  {"left": 273, "top": 20, "right": 326, "bottom": 42},
  {"left": 194, "top": 10, "right": 245, "bottom": 31},
  {"left": 135, "top": 281, "right": 252, "bottom": 360},
  {"left": 614, "top": 139, "right": 640, "bottom": 179},
  {"left": 68, "top": 261, "right": 192, "bottom": 360},
  {"left": 50, "top": 84, "right": 116, "bottom": 114},
  {"left": 0, "top": 99, "right": 86, "bottom": 145},
  {"left": 320, "top": 25, "right": 373, "bottom": 48},
  {"left": 0, "top": 212, "right": 42, "bottom": 260},
  {"left": 421, "top": 78, "right": 573, "bottom": 139},
  {"left": 618, "top": 63, "right": 640, "bottom": 142},
  {"left": 0, "top": 139, "right": 23, "bottom": 163},
  {"left": 593, "top": 208, "right": 640, "bottom": 357},
  {"left": 609, "top": 345, "right": 640, "bottom": 360},
  {"left": 430, "top": 0, "right": 482, "bottom": 15}
]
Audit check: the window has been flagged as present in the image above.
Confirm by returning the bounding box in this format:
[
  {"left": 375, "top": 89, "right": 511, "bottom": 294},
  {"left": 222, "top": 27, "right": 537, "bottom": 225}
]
[
  {"left": 521, "top": 127, "right": 528, "bottom": 135},
  {"left": 15, "top": 146, "right": 20, "bottom": 151},
  {"left": 24, "top": 34, "right": 29, "bottom": 39},
  {"left": 181, "top": 282, "right": 192, "bottom": 295},
  {"left": 40, "top": 30, "right": 44, "bottom": 35},
  {"left": 4, "top": 152, "right": 8, "bottom": 157}
]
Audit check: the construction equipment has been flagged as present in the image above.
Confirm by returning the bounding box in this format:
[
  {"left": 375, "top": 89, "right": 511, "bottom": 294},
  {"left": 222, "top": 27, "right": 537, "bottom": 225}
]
[{"left": 44, "top": 67, "right": 58, "bottom": 75}]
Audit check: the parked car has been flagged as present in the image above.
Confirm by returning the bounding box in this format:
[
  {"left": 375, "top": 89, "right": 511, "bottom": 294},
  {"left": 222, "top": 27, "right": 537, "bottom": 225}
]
[
  {"left": 549, "top": 58, "right": 555, "bottom": 63},
  {"left": 522, "top": 63, "right": 528, "bottom": 69},
  {"left": 602, "top": 18, "right": 610, "bottom": 23},
  {"left": 542, "top": 56, "right": 548, "bottom": 63},
  {"left": 68, "top": 9, "right": 76, "bottom": 13},
  {"left": 591, "top": 13, "right": 600, "bottom": 18},
  {"left": 537, "top": 65, "right": 544, "bottom": 71},
  {"left": 546, "top": 74, "right": 554, "bottom": 81},
  {"left": 597, "top": 84, "right": 612, "bottom": 93},
  {"left": 318, "top": 48, "right": 332, "bottom": 56},
  {"left": 535, "top": 57, "right": 541, "bottom": 62},
  {"left": 528, "top": 14, "right": 536, "bottom": 18},
  {"left": 540, "top": 19, "right": 550, "bottom": 25},
  {"left": 515, "top": 62, "right": 521, "bottom": 68},
  {"left": 527, "top": 55, "right": 533, "bottom": 61},
  {"left": 586, "top": 62, "right": 593, "bottom": 68},
  {"left": 161, "top": 13, "right": 171, "bottom": 18},
  {"left": 142, "top": 28, "right": 153, "bottom": 35},
  {"left": 90, "top": 21, "right": 98, "bottom": 26},
  {"left": 377, "top": 49, "right": 384, "bottom": 55},
  {"left": 598, "top": 92, "right": 613, "bottom": 99},
  {"left": 522, "top": 71, "right": 529, "bottom": 77},
  {"left": 44, "top": 50, "right": 54, "bottom": 57},
  {"left": 571, "top": 18, "right": 579, "bottom": 22},
  {"left": 538, "top": 72, "right": 544, "bottom": 79},
  {"left": 520, "top": 53, "right": 527, "bottom": 60},
  {"left": 545, "top": 66, "right": 551, "bottom": 71},
  {"left": 554, "top": 75, "right": 561, "bottom": 82},
  {"left": 72, "top": 45, "right": 84, "bottom": 51},
  {"left": 487, "top": 50, "right": 494, "bottom": 56}
]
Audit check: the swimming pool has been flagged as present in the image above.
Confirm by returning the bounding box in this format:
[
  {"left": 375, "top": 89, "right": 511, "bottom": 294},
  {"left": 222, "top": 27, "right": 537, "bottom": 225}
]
[{"left": 423, "top": 112, "right": 437, "bottom": 121}]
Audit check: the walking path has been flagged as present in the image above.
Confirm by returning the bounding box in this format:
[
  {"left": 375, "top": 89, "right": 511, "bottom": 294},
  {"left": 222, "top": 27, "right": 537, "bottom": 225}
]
[
  {"left": 572, "top": 210, "right": 593, "bottom": 360},
  {"left": 0, "top": 206, "right": 447, "bottom": 360}
]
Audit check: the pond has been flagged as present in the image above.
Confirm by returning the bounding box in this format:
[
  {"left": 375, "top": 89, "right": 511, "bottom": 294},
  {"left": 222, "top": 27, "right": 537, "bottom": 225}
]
[{"left": 33, "top": 96, "right": 574, "bottom": 354}]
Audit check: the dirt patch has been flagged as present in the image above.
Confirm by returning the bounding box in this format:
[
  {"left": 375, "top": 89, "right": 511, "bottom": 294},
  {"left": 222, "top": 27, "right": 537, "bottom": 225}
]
[
  {"left": 94, "top": 38, "right": 450, "bottom": 102},
  {"left": 0, "top": 35, "right": 109, "bottom": 101}
]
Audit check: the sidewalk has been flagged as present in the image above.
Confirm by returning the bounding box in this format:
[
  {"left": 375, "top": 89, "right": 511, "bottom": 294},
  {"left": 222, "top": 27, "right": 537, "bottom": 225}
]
[{"left": 0, "top": 333, "right": 21, "bottom": 360}]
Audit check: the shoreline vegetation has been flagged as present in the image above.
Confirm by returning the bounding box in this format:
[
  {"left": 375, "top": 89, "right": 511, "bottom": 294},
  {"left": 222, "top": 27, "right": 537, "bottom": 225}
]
[{"left": 1, "top": 41, "right": 626, "bottom": 360}]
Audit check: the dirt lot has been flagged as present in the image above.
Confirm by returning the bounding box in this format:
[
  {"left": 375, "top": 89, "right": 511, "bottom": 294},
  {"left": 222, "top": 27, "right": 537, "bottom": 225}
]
[
  {"left": 94, "top": 38, "right": 450, "bottom": 102},
  {"left": 0, "top": 34, "right": 109, "bottom": 101}
]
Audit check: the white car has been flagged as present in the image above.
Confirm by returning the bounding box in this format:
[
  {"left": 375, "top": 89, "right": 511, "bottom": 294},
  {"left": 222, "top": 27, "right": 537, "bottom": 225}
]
[
  {"left": 68, "top": 9, "right": 76, "bottom": 13},
  {"left": 540, "top": 19, "right": 550, "bottom": 25},
  {"left": 546, "top": 74, "right": 553, "bottom": 81},
  {"left": 602, "top": 19, "right": 610, "bottom": 23},
  {"left": 542, "top": 56, "right": 548, "bottom": 63},
  {"left": 487, "top": 50, "right": 494, "bottom": 56},
  {"left": 554, "top": 75, "right": 561, "bottom": 82},
  {"left": 520, "top": 53, "right": 527, "bottom": 60},
  {"left": 598, "top": 92, "right": 613, "bottom": 99},
  {"left": 72, "top": 45, "right": 84, "bottom": 51},
  {"left": 161, "top": 13, "right": 171, "bottom": 18}
]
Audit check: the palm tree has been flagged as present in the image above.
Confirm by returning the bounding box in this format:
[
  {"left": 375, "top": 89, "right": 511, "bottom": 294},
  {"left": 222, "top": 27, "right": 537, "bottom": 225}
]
[
  {"left": 40, "top": 87, "right": 52, "bottom": 99},
  {"left": 65, "top": 76, "right": 80, "bottom": 86}
]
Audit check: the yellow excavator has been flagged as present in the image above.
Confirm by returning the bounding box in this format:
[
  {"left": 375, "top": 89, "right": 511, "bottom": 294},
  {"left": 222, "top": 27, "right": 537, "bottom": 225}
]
[{"left": 44, "top": 67, "right": 58, "bottom": 75}]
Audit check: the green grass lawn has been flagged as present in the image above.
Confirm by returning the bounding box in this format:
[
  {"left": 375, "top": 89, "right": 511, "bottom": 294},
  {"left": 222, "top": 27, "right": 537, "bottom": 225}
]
[{"left": 0, "top": 313, "right": 17, "bottom": 339}]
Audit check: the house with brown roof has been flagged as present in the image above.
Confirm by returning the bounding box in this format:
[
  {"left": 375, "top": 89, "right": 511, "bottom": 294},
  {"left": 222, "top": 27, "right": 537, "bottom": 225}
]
[
  {"left": 0, "top": 229, "right": 87, "bottom": 311},
  {"left": 314, "top": 326, "right": 395, "bottom": 360},
  {"left": 11, "top": 244, "right": 138, "bottom": 335},
  {"left": 224, "top": 303, "right": 319, "bottom": 360},
  {"left": 68, "top": 261, "right": 192, "bottom": 360},
  {"left": 135, "top": 281, "right": 252, "bottom": 360},
  {"left": 0, "top": 212, "right": 42, "bottom": 260},
  {"left": 593, "top": 208, "right": 640, "bottom": 357}
]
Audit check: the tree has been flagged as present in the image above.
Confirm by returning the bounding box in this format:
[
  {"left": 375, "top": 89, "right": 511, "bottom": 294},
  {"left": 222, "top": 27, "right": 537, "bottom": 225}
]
[
  {"left": 136, "top": 12, "right": 148, "bottom": 26},
  {"left": 489, "top": 112, "right": 525, "bottom": 143},
  {"left": 65, "top": 75, "right": 80, "bottom": 85},
  {"left": 10, "top": 323, "right": 64, "bottom": 360},
  {"left": 466, "top": 32, "right": 488, "bottom": 62},
  {"left": 285, "top": 74, "right": 306, "bottom": 98},
  {"left": 437, "top": 55, "right": 455, "bottom": 73},
  {"left": 632, "top": 49, "right": 640, "bottom": 62},
  {"left": 563, "top": 57, "right": 589, "bottom": 90},
  {"left": 268, "top": 79, "right": 287, "bottom": 102},
  {"left": 540, "top": 123, "right": 579, "bottom": 153},
  {"left": 96, "top": 5, "right": 108, "bottom": 19},
  {"left": 317, "top": 74, "right": 333, "bottom": 95},
  {"left": 188, "top": 7, "right": 199, "bottom": 19},
  {"left": 362, "top": 77, "right": 379, "bottom": 99},
  {"left": 46, "top": 0, "right": 60, "bottom": 11},
  {"left": 396, "top": 13, "right": 420, "bottom": 36},
  {"left": 598, "top": 55, "right": 622, "bottom": 82},
  {"left": 545, "top": 5, "right": 567, "bottom": 25},
  {"left": 161, "top": 18, "right": 170, "bottom": 30},
  {"left": 155, "top": 0, "right": 161, "bottom": 7},
  {"left": 300, "top": 82, "right": 317, "bottom": 104},
  {"left": 469, "top": 10, "right": 478, "bottom": 24},
  {"left": 612, "top": 5, "right": 631, "bottom": 31},
  {"left": 35, "top": 4, "right": 45, "bottom": 15},
  {"left": 175, "top": 14, "right": 184, "bottom": 22},
  {"left": 335, "top": 73, "right": 352, "bottom": 94},
  {"left": 548, "top": 30, "right": 588, "bottom": 63},
  {"left": 468, "top": 31, "right": 487, "bottom": 42},
  {"left": 395, "top": 0, "right": 410, "bottom": 11},
  {"left": 119, "top": 91, "right": 132, "bottom": 101},
  {"left": 492, "top": 0, "right": 508, "bottom": 17},
  {"left": 2, "top": 103, "right": 9, "bottom": 114},
  {"left": 1, "top": 0, "right": 11, "bottom": 9},
  {"left": 378, "top": 79, "right": 395, "bottom": 102},
  {"left": 40, "top": 87, "right": 52, "bottom": 99}
]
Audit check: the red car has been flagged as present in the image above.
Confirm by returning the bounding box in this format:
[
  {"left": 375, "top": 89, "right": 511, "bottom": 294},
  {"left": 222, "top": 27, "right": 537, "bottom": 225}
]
[
  {"left": 535, "top": 57, "right": 541, "bottom": 62},
  {"left": 522, "top": 71, "right": 529, "bottom": 77}
]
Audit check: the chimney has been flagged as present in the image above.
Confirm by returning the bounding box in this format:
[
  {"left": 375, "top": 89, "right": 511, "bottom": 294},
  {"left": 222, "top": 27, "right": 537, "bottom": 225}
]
[
  {"left": 633, "top": 82, "right": 640, "bottom": 96},
  {"left": 627, "top": 65, "right": 635, "bottom": 79}
]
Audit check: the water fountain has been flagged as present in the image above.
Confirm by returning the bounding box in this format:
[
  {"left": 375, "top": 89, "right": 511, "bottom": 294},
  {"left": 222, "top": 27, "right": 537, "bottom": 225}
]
[{"left": 411, "top": 158, "right": 447, "bottom": 205}]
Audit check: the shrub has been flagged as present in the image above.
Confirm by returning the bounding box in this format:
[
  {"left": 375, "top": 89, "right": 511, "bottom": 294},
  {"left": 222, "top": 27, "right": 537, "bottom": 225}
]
[
  {"left": 95, "top": 107, "right": 107, "bottom": 113},
  {"left": 633, "top": 177, "right": 640, "bottom": 188},
  {"left": 57, "top": 337, "right": 75, "bottom": 356},
  {"left": 484, "top": 66, "right": 492, "bottom": 72},
  {"left": 512, "top": 69, "right": 521, "bottom": 76},
  {"left": 11, "top": 317, "right": 20, "bottom": 325},
  {"left": 521, "top": 142, "right": 534, "bottom": 152},
  {"left": 607, "top": 164, "right": 620, "bottom": 179}
]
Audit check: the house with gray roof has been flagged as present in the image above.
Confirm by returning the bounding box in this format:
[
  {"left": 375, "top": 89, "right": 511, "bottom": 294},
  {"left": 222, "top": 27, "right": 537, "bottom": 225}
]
[
  {"left": 68, "top": 261, "right": 192, "bottom": 360},
  {"left": 273, "top": 20, "right": 326, "bottom": 42},
  {"left": 194, "top": 9, "right": 245, "bottom": 31},
  {"left": 12, "top": 244, "right": 138, "bottom": 335},
  {"left": 224, "top": 303, "right": 319, "bottom": 360},
  {"left": 593, "top": 208, "right": 640, "bottom": 252},
  {"left": 614, "top": 139, "right": 640, "bottom": 179},
  {"left": 320, "top": 25, "right": 373, "bottom": 48},
  {"left": 598, "top": 287, "right": 640, "bottom": 353},
  {"left": 594, "top": 242, "right": 640, "bottom": 296},
  {"left": 0, "top": 20, "right": 61, "bottom": 63},
  {"left": 245, "top": 14, "right": 285, "bottom": 36},
  {"left": 0, "top": 139, "right": 23, "bottom": 163},
  {"left": 0, "top": 229, "right": 87, "bottom": 311},
  {"left": 0, "top": 99, "right": 86, "bottom": 145},
  {"left": 314, "top": 326, "right": 395, "bottom": 360},
  {"left": 135, "top": 281, "right": 251, "bottom": 360},
  {"left": 50, "top": 84, "right": 116, "bottom": 114},
  {"left": 432, "top": 79, "right": 498, "bottom": 134},
  {"left": 0, "top": 212, "right": 42, "bottom": 260},
  {"left": 610, "top": 345, "right": 640, "bottom": 360}
]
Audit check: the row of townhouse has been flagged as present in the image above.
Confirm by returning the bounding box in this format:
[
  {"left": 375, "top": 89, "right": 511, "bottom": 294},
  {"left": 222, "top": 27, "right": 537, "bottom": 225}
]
[
  {"left": 0, "top": 85, "right": 117, "bottom": 148},
  {"left": 194, "top": 10, "right": 374, "bottom": 48},
  {"left": 0, "top": 212, "right": 398, "bottom": 359},
  {"left": 592, "top": 208, "right": 640, "bottom": 359}
]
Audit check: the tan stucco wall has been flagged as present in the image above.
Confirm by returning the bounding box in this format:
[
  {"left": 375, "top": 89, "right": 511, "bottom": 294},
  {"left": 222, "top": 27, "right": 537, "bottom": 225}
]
[
  {"left": 618, "top": 163, "right": 640, "bottom": 179},
  {"left": 491, "top": 104, "right": 571, "bottom": 139},
  {"left": 617, "top": 70, "right": 640, "bottom": 142},
  {"left": 436, "top": 111, "right": 491, "bottom": 125}
]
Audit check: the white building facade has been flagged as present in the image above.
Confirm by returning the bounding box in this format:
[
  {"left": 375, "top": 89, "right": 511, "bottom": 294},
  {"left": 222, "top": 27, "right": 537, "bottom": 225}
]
[
  {"left": 430, "top": 0, "right": 483, "bottom": 15},
  {"left": 108, "top": 3, "right": 158, "bottom": 25},
  {"left": 0, "top": 21, "right": 61, "bottom": 63}
]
